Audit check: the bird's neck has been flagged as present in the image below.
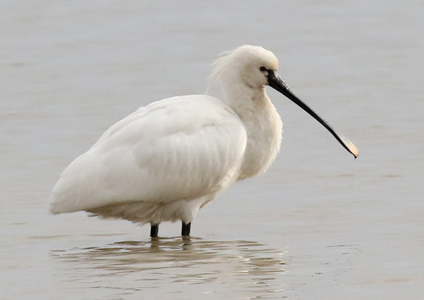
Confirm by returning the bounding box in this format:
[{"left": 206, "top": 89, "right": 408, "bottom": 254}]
[
  {"left": 224, "top": 83, "right": 266, "bottom": 116},
  {"left": 224, "top": 83, "right": 276, "bottom": 125},
  {"left": 224, "top": 83, "right": 283, "bottom": 179}
]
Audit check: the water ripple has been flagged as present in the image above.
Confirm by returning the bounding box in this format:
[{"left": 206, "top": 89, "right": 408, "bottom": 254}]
[{"left": 51, "top": 237, "right": 286, "bottom": 299}]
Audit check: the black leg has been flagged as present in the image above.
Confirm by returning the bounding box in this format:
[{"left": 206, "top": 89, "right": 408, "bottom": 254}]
[
  {"left": 150, "top": 223, "right": 159, "bottom": 238},
  {"left": 181, "top": 222, "right": 191, "bottom": 236}
]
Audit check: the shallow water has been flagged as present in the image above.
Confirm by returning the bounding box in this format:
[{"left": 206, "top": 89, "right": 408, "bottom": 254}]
[
  {"left": 52, "top": 238, "right": 285, "bottom": 299},
  {"left": 1, "top": 1, "right": 424, "bottom": 299}
]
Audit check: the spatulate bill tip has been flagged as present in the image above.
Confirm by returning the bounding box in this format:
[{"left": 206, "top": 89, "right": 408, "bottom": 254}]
[{"left": 343, "top": 138, "right": 359, "bottom": 159}]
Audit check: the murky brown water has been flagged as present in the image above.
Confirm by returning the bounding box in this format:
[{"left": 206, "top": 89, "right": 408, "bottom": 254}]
[{"left": 1, "top": 1, "right": 424, "bottom": 299}]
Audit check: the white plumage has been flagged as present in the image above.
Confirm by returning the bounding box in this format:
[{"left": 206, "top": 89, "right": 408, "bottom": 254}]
[{"left": 50, "top": 45, "right": 357, "bottom": 237}]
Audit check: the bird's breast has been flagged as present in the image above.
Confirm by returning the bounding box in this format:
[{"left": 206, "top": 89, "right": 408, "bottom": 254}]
[{"left": 237, "top": 101, "right": 282, "bottom": 180}]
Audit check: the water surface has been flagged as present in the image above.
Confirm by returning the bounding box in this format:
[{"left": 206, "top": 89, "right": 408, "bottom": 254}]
[{"left": 1, "top": 1, "right": 424, "bottom": 299}]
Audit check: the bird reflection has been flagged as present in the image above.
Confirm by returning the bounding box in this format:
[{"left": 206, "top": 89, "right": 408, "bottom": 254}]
[{"left": 51, "top": 237, "right": 286, "bottom": 297}]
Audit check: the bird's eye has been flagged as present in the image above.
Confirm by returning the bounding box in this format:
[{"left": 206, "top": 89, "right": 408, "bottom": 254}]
[{"left": 259, "top": 66, "right": 267, "bottom": 72}]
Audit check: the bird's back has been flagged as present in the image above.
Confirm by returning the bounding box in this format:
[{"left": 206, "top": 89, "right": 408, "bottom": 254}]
[{"left": 49, "top": 95, "right": 247, "bottom": 223}]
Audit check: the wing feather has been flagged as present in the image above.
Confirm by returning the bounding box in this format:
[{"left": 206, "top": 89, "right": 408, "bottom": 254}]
[{"left": 50, "top": 95, "right": 247, "bottom": 213}]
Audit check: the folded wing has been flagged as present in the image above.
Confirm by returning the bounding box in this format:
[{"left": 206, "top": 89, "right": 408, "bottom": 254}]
[{"left": 49, "top": 95, "right": 247, "bottom": 214}]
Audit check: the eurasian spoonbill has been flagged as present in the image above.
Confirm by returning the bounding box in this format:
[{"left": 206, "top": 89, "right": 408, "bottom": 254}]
[{"left": 49, "top": 45, "right": 358, "bottom": 238}]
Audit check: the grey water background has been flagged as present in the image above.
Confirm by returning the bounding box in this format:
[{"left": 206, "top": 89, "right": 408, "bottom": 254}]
[{"left": 1, "top": 1, "right": 424, "bottom": 299}]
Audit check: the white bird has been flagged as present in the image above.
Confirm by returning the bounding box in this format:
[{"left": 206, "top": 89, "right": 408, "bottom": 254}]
[{"left": 49, "top": 45, "right": 358, "bottom": 238}]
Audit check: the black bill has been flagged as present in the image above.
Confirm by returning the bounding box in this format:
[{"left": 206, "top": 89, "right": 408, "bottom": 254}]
[{"left": 267, "top": 70, "right": 358, "bottom": 158}]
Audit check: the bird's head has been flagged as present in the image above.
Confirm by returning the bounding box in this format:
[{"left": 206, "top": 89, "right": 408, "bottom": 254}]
[
  {"left": 209, "top": 45, "right": 358, "bottom": 159},
  {"left": 210, "top": 45, "right": 279, "bottom": 89}
]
